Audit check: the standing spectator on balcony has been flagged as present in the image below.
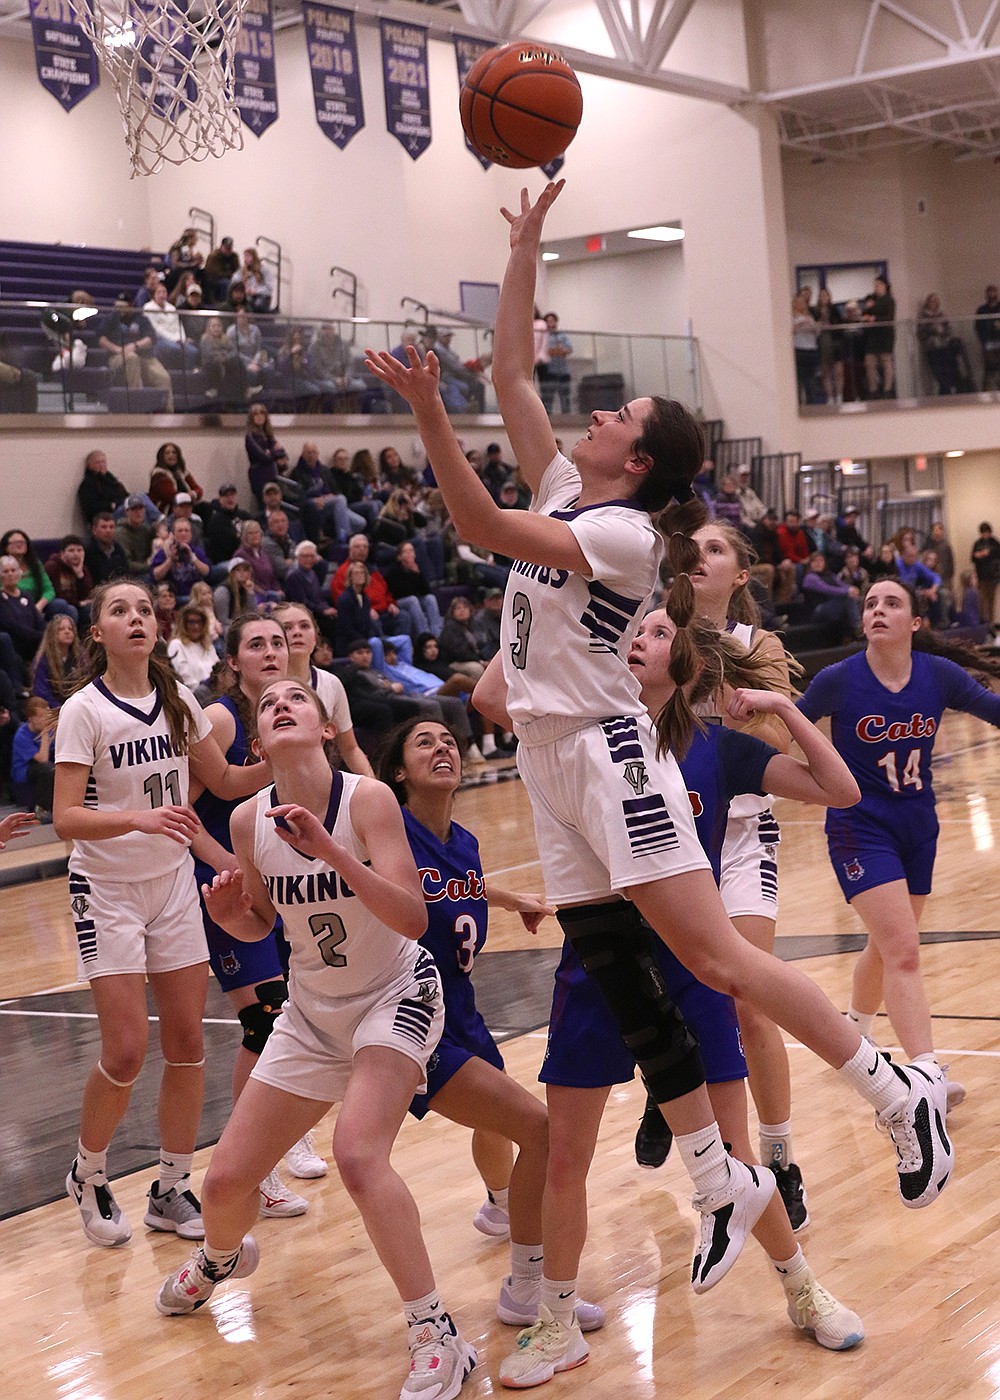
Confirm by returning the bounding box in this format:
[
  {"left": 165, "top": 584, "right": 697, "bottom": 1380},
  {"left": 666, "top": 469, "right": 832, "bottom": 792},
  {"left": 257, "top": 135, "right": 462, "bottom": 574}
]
[
  {"left": 792, "top": 289, "right": 820, "bottom": 405},
  {"left": 917, "top": 294, "right": 966, "bottom": 396},
  {"left": 233, "top": 247, "right": 273, "bottom": 313},
  {"left": 539, "top": 311, "right": 573, "bottom": 413},
  {"left": 974, "top": 285, "right": 1000, "bottom": 391},
  {"left": 116, "top": 495, "right": 156, "bottom": 578},
  {"left": 226, "top": 307, "right": 270, "bottom": 393},
  {"left": 309, "top": 322, "right": 365, "bottom": 400},
  {"left": 84, "top": 512, "right": 129, "bottom": 586},
  {"left": 145, "top": 282, "right": 199, "bottom": 370},
  {"left": 149, "top": 441, "right": 203, "bottom": 514},
  {"left": 77, "top": 449, "right": 129, "bottom": 525},
  {"left": 840, "top": 299, "right": 867, "bottom": 401},
  {"left": 777, "top": 508, "right": 811, "bottom": 567},
  {"left": 862, "top": 276, "right": 896, "bottom": 398},
  {"left": 815, "top": 287, "right": 845, "bottom": 404},
  {"left": 971, "top": 521, "right": 1000, "bottom": 625},
  {"left": 734, "top": 463, "right": 766, "bottom": 527},
  {"left": 203, "top": 236, "right": 239, "bottom": 304},
  {"left": 166, "top": 227, "right": 204, "bottom": 293},
  {"left": 97, "top": 293, "right": 174, "bottom": 411}
]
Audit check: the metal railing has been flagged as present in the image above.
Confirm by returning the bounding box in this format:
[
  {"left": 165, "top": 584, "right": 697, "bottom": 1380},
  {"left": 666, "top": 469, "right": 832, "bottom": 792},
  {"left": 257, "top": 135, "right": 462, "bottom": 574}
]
[
  {"left": 0, "top": 300, "right": 701, "bottom": 419},
  {"left": 256, "top": 236, "right": 282, "bottom": 315},
  {"left": 188, "top": 207, "right": 215, "bottom": 260}
]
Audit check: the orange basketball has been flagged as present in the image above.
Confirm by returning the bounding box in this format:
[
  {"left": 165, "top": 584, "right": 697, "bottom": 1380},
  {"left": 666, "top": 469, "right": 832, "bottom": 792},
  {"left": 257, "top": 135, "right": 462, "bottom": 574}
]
[{"left": 460, "top": 42, "right": 582, "bottom": 170}]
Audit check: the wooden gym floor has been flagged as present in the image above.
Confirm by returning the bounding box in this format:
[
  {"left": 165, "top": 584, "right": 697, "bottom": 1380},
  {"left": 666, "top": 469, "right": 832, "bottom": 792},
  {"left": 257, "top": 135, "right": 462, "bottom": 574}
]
[{"left": 2, "top": 712, "right": 1000, "bottom": 1399}]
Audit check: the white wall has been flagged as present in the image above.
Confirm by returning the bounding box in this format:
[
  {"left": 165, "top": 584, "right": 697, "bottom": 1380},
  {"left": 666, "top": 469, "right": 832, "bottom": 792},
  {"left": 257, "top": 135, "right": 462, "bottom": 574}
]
[{"left": 544, "top": 246, "right": 688, "bottom": 336}]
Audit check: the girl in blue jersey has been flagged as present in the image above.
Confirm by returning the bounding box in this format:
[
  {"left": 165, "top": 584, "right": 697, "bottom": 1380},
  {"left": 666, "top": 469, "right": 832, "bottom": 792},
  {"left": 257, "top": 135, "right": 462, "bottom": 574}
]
[
  {"left": 366, "top": 181, "right": 953, "bottom": 1387},
  {"left": 798, "top": 577, "right": 1000, "bottom": 1094},
  {"left": 192, "top": 611, "right": 323, "bottom": 1208},
  {"left": 378, "top": 717, "right": 604, "bottom": 1336}
]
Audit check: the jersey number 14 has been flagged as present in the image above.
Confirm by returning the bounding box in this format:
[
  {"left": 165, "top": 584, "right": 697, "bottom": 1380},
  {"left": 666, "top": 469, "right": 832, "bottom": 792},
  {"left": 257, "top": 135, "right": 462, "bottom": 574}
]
[{"left": 876, "top": 747, "right": 923, "bottom": 792}]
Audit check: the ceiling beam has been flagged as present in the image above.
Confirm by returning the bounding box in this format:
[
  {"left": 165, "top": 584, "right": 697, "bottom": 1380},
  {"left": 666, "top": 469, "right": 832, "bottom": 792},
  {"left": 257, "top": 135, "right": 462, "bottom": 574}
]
[{"left": 762, "top": 43, "right": 1000, "bottom": 103}]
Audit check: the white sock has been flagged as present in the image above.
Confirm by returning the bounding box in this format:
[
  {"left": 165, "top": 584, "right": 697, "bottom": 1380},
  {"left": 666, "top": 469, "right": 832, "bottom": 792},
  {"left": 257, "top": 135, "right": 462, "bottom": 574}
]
[
  {"left": 76, "top": 1140, "right": 107, "bottom": 1180},
  {"left": 759, "top": 1120, "right": 793, "bottom": 1169},
  {"left": 201, "top": 1241, "right": 243, "bottom": 1280},
  {"left": 913, "top": 1051, "right": 939, "bottom": 1066},
  {"left": 507, "top": 1242, "right": 544, "bottom": 1304},
  {"left": 675, "top": 1123, "right": 730, "bottom": 1195},
  {"left": 770, "top": 1246, "right": 807, "bottom": 1289},
  {"left": 481, "top": 732, "right": 497, "bottom": 754},
  {"left": 540, "top": 1276, "right": 576, "bottom": 1327},
  {"left": 846, "top": 1006, "right": 876, "bottom": 1038},
  {"left": 158, "top": 1150, "right": 194, "bottom": 1193},
  {"left": 838, "top": 1039, "right": 906, "bottom": 1113},
  {"left": 489, "top": 1186, "right": 509, "bottom": 1213},
  {"left": 403, "top": 1289, "right": 448, "bottom": 1343}
]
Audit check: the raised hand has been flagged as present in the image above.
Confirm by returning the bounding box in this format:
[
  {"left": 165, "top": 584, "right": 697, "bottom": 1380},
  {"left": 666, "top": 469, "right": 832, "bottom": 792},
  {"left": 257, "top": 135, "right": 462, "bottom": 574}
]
[
  {"left": 364, "top": 345, "right": 441, "bottom": 412},
  {"left": 267, "top": 802, "right": 340, "bottom": 865},
  {"left": 500, "top": 180, "right": 565, "bottom": 252}
]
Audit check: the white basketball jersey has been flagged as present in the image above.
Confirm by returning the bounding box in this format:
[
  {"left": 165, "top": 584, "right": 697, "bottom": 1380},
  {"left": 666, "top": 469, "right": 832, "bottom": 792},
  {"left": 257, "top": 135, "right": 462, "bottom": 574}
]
[
  {"left": 252, "top": 771, "right": 416, "bottom": 1011},
  {"left": 726, "top": 621, "right": 770, "bottom": 821},
  {"left": 309, "top": 664, "right": 352, "bottom": 735},
  {"left": 56, "top": 678, "right": 212, "bottom": 882},
  {"left": 500, "top": 453, "right": 663, "bottom": 733}
]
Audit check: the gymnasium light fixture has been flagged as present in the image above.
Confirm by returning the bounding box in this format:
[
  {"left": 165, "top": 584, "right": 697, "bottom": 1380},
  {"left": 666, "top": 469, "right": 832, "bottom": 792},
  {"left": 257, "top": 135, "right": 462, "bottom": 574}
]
[
  {"left": 541, "top": 252, "right": 560, "bottom": 261},
  {"left": 626, "top": 226, "right": 684, "bottom": 242}
]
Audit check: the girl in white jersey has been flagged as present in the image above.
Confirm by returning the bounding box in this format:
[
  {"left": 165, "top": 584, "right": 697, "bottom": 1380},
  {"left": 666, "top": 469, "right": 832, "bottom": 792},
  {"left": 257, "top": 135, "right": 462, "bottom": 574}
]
[
  {"left": 54, "top": 581, "right": 273, "bottom": 1251},
  {"left": 366, "top": 181, "right": 953, "bottom": 1388},
  {"left": 156, "top": 678, "right": 477, "bottom": 1400},
  {"left": 274, "top": 600, "right": 373, "bottom": 777}
]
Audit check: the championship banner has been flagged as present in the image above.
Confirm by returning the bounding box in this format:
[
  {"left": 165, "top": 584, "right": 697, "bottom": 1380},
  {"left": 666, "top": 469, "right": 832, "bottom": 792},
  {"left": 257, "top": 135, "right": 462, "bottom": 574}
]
[
  {"left": 234, "top": 0, "right": 279, "bottom": 137},
  {"left": 133, "top": 0, "right": 195, "bottom": 123},
  {"left": 31, "top": 0, "right": 99, "bottom": 112},
  {"left": 302, "top": 2, "right": 364, "bottom": 150},
  {"left": 453, "top": 34, "right": 492, "bottom": 170},
  {"left": 379, "top": 19, "right": 430, "bottom": 160}
]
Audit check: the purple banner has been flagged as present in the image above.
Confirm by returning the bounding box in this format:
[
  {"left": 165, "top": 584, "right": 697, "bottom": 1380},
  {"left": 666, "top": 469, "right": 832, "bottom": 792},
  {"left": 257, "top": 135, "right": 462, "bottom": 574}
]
[
  {"left": 379, "top": 19, "right": 430, "bottom": 160},
  {"left": 133, "top": 0, "right": 196, "bottom": 123},
  {"left": 29, "top": 0, "right": 99, "bottom": 113},
  {"left": 303, "top": 2, "right": 364, "bottom": 149},
  {"left": 234, "top": 0, "right": 278, "bottom": 137},
  {"left": 453, "top": 34, "right": 493, "bottom": 170}
]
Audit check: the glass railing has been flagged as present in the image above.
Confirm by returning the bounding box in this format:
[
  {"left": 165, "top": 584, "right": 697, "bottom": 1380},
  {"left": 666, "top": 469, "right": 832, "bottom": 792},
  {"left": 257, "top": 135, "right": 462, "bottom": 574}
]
[
  {"left": 0, "top": 300, "right": 701, "bottom": 418},
  {"left": 794, "top": 312, "right": 1000, "bottom": 407}
]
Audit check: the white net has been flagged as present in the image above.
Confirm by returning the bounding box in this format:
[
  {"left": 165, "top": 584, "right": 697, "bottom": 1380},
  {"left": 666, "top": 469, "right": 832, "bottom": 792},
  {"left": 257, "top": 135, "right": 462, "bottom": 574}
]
[{"left": 70, "top": 0, "right": 249, "bottom": 177}]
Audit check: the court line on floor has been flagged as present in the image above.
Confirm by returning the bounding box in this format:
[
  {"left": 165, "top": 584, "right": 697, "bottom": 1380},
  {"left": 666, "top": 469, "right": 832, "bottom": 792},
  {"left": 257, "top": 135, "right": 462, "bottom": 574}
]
[{"left": 0, "top": 1008, "right": 238, "bottom": 1024}]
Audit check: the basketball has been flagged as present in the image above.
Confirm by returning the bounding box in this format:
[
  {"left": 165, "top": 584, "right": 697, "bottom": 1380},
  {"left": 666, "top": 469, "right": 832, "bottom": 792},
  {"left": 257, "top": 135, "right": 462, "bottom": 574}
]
[{"left": 460, "top": 42, "right": 583, "bottom": 170}]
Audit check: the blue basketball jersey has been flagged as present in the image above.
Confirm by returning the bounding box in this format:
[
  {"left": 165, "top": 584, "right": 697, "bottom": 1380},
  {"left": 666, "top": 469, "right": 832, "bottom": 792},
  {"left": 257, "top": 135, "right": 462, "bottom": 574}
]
[
  {"left": 402, "top": 807, "right": 488, "bottom": 1047},
  {"left": 798, "top": 650, "right": 1000, "bottom": 823},
  {"left": 193, "top": 695, "right": 249, "bottom": 851},
  {"left": 678, "top": 725, "right": 776, "bottom": 878}
]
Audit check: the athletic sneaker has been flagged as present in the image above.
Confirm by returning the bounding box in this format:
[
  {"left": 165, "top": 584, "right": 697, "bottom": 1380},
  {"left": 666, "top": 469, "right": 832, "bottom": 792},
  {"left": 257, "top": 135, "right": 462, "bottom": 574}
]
[
  {"left": 782, "top": 1267, "right": 865, "bottom": 1351},
  {"left": 472, "top": 1197, "right": 510, "bottom": 1238},
  {"left": 144, "top": 1180, "right": 205, "bottom": 1239},
  {"left": 155, "top": 1236, "right": 260, "bottom": 1316},
  {"left": 259, "top": 1168, "right": 309, "bottom": 1217},
  {"left": 496, "top": 1277, "right": 606, "bottom": 1332},
  {"left": 690, "top": 1158, "right": 776, "bottom": 1294},
  {"left": 634, "top": 1094, "right": 673, "bottom": 1169},
  {"left": 877, "top": 1060, "right": 954, "bottom": 1208},
  {"left": 940, "top": 1064, "right": 967, "bottom": 1111},
  {"left": 66, "top": 1162, "right": 132, "bottom": 1247},
  {"left": 400, "top": 1315, "right": 477, "bottom": 1400},
  {"left": 498, "top": 1305, "right": 590, "bottom": 1389},
  {"left": 284, "top": 1131, "right": 328, "bottom": 1179},
  {"left": 770, "top": 1162, "right": 809, "bottom": 1232}
]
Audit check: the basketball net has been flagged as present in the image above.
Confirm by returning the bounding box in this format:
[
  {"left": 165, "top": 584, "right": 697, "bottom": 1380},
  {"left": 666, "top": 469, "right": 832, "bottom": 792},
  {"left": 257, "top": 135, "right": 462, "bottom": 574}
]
[{"left": 70, "top": 0, "right": 249, "bottom": 176}]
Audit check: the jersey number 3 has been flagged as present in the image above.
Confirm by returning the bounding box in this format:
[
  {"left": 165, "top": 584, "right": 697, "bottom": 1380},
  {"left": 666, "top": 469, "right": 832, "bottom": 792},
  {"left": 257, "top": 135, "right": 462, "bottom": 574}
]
[
  {"left": 877, "top": 747, "right": 923, "bottom": 792},
  {"left": 509, "top": 592, "right": 532, "bottom": 671}
]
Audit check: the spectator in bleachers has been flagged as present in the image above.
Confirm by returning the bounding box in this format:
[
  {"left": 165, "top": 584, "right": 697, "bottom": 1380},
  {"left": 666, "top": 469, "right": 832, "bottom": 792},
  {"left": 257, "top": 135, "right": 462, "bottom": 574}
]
[
  {"left": 733, "top": 463, "right": 767, "bottom": 526},
  {"left": 438, "top": 596, "right": 486, "bottom": 683},
  {"left": 199, "top": 315, "right": 246, "bottom": 405},
  {"left": 11, "top": 696, "right": 56, "bottom": 816},
  {"left": 335, "top": 561, "right": 386, "bottom": 657},
  {"left": 203, "top": 237, "right": 239, "bottom": 305},
  {"left": 923, "top": 521, "right": 955, "bottom": 595},
  {"left": 748, "top": 507, "right": 795, "bottom": 604},
  {"left": 43, "top": 535, "right": 93, "bottom": 627},
  {"left": 835, "top": 505, "right": 871, "bottom": 559},
  {"left": 799, "top": 551, "right": 862, "bottom": 640},
  {"left": 145, "top": 282, "right": 198, "bottom": 370},
  {"left": 223, "top": 280, "right": 249, "bottom": 315},
  {"left": 325, "top": 446, "right": 377, "bottom": 527},
  {"left": 84, "top": 511, "right": 129, "bottom": 585},
  {"left": 812, "top": 514, "right": 845, "bottom": 571},
  {"left": 837, "top": 547, "right": 870, "bottom": 594},
  {"left": 309, "top": 323, "right": 365, "bottom": 400},
  {"left": 153, "top": 581, "right": 177, "bottom": 642},
  {"left": 167, "top": 493, "right": 205, "bottom": 548},
  {"left": 261, "top": 507, "right": 295, "bottom": 580},
  {"left": 32, "top": 615, "right": 82, "bottom": 708},
  {"left": 340, "top": 638, "right": 434, "bottom": 728},
  {"left": 956, "top": 569, "right": 981, "bottom": 627},
  {"left": 777, "top": 507, "right": 810, "bottom": 566},
  {"left": 187, "top": 580, "right": 223, "bottom": 650},
  {"left": 862, "top": 276, "right": 896, "bottom": 398},
  {"left": 258, "top": 481, "right": 301, "bottom": 536},
  {"left": 244, "top": 401, "right": 285, "bottom": 503},
  {"left": 115, "top": 494, "right": 155, "bottom": 578},
  {"left": 205, "top": 483, "right": 252, "bottom": 564},
  {"left": 166, "top": 603, "right": 216, "bottom": 695},
  {"left": 233, "top": 519, "right": 282, "bottom": 600},
  {"left": 167, "top": 228, "right": 204, "bottom": 284},
  {"left": 282, "top": 540, "right": 337, "bottom": 642},
  {"left": 382, "top": 541, "right": 443, "bottom": 637},
  {"left": 895, "top": 533, "right": 945, "bottom": 627},
  {"left": 77, "top": 449, "right": 129, "bottom": 525},
  {"left": 868, "top": 542, "right": 900, "bottom": 583},
  {"left": 470, "top": 586, "right": 503, "bottom": 661},
  {"left": 970, "top": 521, "right": 1000, "bottom": 625},
  {"left": 97, "top": 293, "right": 174, "bottom": 411},
  {"left": 226, "top": 307, "right": 270, "bottom": 392},
  {"left": 421, "top": 326, "right": 485, "bottom": 412},
  {"left": 974, "top": 285, "right": 1000, "bottom": 391},
  {"left": 692, "top": 459, "right": 716, "bottom": 511},
  {"left": 212, "top": 559, "right": 255, "bottom": 630},
  {"left": 375, "top": 490, "right": 445, "bottom": 585},
  {"left": 478, "top": 443, "right": 512, "bottom": 501},
  {"left": 234, "top": 247, "right": 273, "bottom": 313},
  {"left": 0, "top": 530, "right": 56, "bottom": 620},
  {"left": 291, "top": 441, "right": 362, "bottom": 542},
  {"left": 135, "top": 266, "right": 164, "bottom": 308},
  {"left": 0, "top": 331, "right": 38, "bottom": 414},
  {"left": 170, "top": 270, "right": 200, "bottom": 309},
  {"left": 0, "top": 555, "right": 45, "bottom": 675},
  {"left": 274, "top": 326, "right": 324, "bottom": 406},
  {"left": 178, "top": 283, "right": 208, "bottom": 344},
  {"left": 331, "top": 535, "right": 418, "bottom": 643},
  {"left": 149, "top": 441, "right": 203, "bottom": 513},
  {"left": 712, "top": 474, "right": 743, "bottom": 530},
  {"left": 150, "top": 517, "right": 210, "bottom": 602},
  {"left": 377, "top": 445, "right": 418, "bottom": 493}
]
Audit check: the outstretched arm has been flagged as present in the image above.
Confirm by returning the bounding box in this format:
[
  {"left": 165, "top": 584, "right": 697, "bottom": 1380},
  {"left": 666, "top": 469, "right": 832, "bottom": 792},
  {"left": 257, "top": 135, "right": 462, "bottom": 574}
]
[
  {"left": 728, "top": 689, "right": 860, "bottom": 808},
  {"left": 492, "top": 182, "right": 564, "bottom": 493}
]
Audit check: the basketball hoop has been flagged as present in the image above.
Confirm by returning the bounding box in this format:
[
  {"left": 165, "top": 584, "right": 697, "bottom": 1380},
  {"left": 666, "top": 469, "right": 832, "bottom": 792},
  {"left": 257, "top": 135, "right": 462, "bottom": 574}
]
[{"left": 70, "top": 0, "right": 249, "bottom": 177}]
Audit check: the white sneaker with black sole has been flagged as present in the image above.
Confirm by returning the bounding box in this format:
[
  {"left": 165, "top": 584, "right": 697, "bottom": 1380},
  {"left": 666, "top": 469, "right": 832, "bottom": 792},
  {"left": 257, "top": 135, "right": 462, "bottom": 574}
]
[
  {"left": 259, "top": 1168, "right": 309, "bottom": 1217},
  {"left": 690, "top": 1157, "right": 776, "bottom": 1294},
  {"left": 66, "top": 1163, "right": 132, "bottom": 1247},
  {"left": 495, "top": 1276, "right": 606, "bottom": 1332},
  {"left": 877, "top": 1060, "right": 954, "bottom": 1208},
  {"left": 284, "top": 1131, "right": 328, "bottom": 1179},
  {"left": 155, "top": 1236, "right": 260, "bottom": 1316},
  {"left": 144, "top": 1180, "right": 205, "bottom": 1239},
  {"left": 400, "top": 1313, "right": 477, "bottom": 1400}
]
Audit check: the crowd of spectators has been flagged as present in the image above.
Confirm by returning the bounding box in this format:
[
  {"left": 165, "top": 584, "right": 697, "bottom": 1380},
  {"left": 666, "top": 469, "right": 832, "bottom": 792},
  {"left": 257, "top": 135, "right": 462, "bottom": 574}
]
[{"left": 0, "top": 432, "right": 529, "bottom": 813}]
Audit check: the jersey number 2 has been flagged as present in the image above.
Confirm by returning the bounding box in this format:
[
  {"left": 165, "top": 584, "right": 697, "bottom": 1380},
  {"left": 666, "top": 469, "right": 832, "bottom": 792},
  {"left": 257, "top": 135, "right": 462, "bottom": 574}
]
[
  {"left": 143, "top": 769, "right": 181, "bottom": 807},
  {"left": 876, "top": 748, "right": 923, "bottom": 792},
  {"left": 309, "top": 912, "right": 348, "bottom": 967},
  {"left": 509, "top": 592, "right": 532, "bottom": 671}
]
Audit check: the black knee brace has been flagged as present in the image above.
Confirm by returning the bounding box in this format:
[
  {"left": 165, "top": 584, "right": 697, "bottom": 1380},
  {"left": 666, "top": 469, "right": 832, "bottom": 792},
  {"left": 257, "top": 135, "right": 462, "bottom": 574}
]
[
  {"left": 558, "top": 901, "right": 705, "bottom": 1102},
  {"left": 237, "top": 979, "right": 288, "bottom": 1055}
]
